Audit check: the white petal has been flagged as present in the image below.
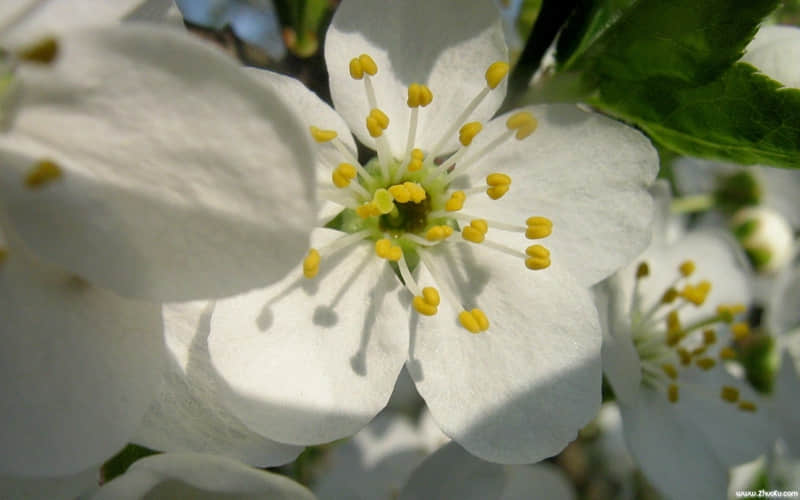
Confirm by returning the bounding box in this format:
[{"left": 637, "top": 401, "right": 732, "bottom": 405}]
[
  {"left": 0, "top": 25, "right": 316, "bottom": 301},
  {"left": 767, "top": 247, "right": 800, "bottom": 336},
  {"left": 501, "top": 463, "right": 576, "bottom": 500},
  {"left": 595, "top": 279, "right": 641, "bottom": 405},
  {"left": 0, "top": 466, "right": 98, "bottom": 500},
  {"left": 91, "top": 453, "right": 315, "bottom": 500},
  {"left": 758, "top": 166, "right": 800, "bottom": 228},
  {"left": 462, "top": 104, "right": 658, "bottom": 287},
  {"left": 209, "top": 228, "right": 409, "bottom": 445},
  {"left": 134, "top": 301, "right": 303, "bottom": 467},
  {"left": 743, "top": 25, "right": 800, "bottom": 88},
  {"left": 620, "top": 391, "right": 729, "bottom": 500},
  {"left": 399, "top": 442, "right": 505, "bottom": 500},
  {"left": 0, "top": 229, "right": 165, "bottom": 476},
  {"left": 410, "top": 243, "right": 601, "bottom": 463},
  {"left": 325, "top": 0, "right": 507, "bottom": 156}
]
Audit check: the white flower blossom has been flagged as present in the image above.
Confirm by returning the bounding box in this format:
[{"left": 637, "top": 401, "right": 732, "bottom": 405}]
[{"left": 207, "top": 0, "right": 657, "bottom": 464}]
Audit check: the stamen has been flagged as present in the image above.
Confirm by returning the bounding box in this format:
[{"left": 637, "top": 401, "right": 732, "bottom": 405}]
[
  {"left": 425, "top": 225, "right": 455, "bottom": 242},
  {"left": 374, "top": 238, "right": 402, "bottom": 261},
  {"left": 720, "top": 386, "right": 740, "bottom": 403},
  {"left": 413, "top": 287, "right": 441, "bottom": 316},
  {"left": 668, "top": 383, "right": 679, "bottom": 403},
  {"left": 703, "top": 329, "right": 716, "bottom": 345},
  {"left": 461, "top": 219, "right": 488, "bottom": 243},
  {"left": 0, "top": 247, "right": 7, "bottom": 266},
  {"left": 388, "top": 182, "right": 426, "bottom": 204},
  {"left": 679, "top": 260, "right": 696, "bottom": 277},
  {"left": 486, "top": 173, "right": 511, "bottom": 200},
  {"left": 696, "top": 357, "right": 716, "bottom": 370},
  {"left": 428, "top": 60, "right": 509, "bottom": 158},
  {"left": 636, "top": 262, "right": 650, "bottom": 279},
  {"left": 661, "top": 363, "right": 678, "bottom": 380},
  {"left": 310, "top": 126, "right": 338, "bottom": 143},
  {"left": 719, "top": 347, "right": 737, "bottom": 360},
  {"left": 348, "top": 54, "right": 378, "bottom": 80},
  {"left": 680, "top": 280, "right": 711, "bottom": 306},
  {"left": 394, "top": 148, "right": 424, "bottom": 182},
  {"left": 459, "top": 309, "right": 489, "bottom": 333},
  {"left": 444, "top": 191, "right": 466, "bottom": 212},
  {"left": 303, "top": 249, "right": 321, "bottom": 278},
  {"left": 17, "top": 36, "right": 58, "bottom": 64},
  {"left": 366, "top": 108, "right": 390, "bottom": 137},
  {"left": 731, "top": 322, "right": 750, "bottom": 341},
  {"left": 432, "top": 122, "right": 483, "bottom": 177},
  {"left": 677, "top": 347, "right": 691, "bottom": 365},
  {"left": 331, "top": 164, "right": 369, "bottom": 198},
  {"left": 525, "top": 216, "right": 553, "bottom": 239},
  {"left": 356, "top": 202, "right": 380, "bottom": 219},
  {"left": 738, "top": 401, "right": 757, "bottom": 412},
  {"left": 405, "top": 84, "right": 433, "bottom": 156},
  {"left": 25, "top": 159, "right": 62, "bottom": 188},
  {"left": 525, "top": 245, "right": 551, "bottom": 270}
]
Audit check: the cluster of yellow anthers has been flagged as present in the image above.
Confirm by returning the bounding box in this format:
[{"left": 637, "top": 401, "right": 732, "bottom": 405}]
[
  {"left": 303, "top": 53, "right": 554, "bottom": 334},
  {"left": 632, "top": 260, "right": 757, "bottom": 412}
]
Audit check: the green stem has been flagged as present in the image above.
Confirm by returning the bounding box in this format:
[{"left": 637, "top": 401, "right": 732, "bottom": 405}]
[{"left": 670, "top": 193, "right": 715, "bottom": 214}]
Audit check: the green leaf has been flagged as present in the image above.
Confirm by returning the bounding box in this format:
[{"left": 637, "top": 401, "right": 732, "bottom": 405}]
[
  {"left": 587, "top": 63, "right": 800, "bottom": 168},
  {"left": 555, "top": 0, "right": 637, "bottom": 69}
]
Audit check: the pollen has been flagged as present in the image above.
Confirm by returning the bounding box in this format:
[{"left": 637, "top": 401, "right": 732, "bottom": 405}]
[
  {"left": 459, "top": 308, "right": 489, "bottom": 333},
  {"left": 661, "top": 288, "right": 679, "bottom": 304},
  {"left": 349, "top": 53, "right": 378, "bottom": 79},
  {"left": 720, "top": 386, "right": 740, "bottom": 403},
  {"left": 462, "top": 219, "right": 488, "bottom": 243},
  {"left": 679, "top": 260, "right": 696, "bottom": 277},
  {"left": 356, "top": 202, "right": 381, "bottom": 219},
  {"left": 18, "top": 36, "right": 59, "bottom": 64},
  {"left": 387, "top": 182, "right": 426, "bottom": 203},
  {"left": 458, "top": 122, "right": 482, "bottom": 146},
  {"left": 375, "top": 239, "right": 402, "bottom": 261},
  {"left": 486, "top": 173, "right": 511, "bottom": 200},
  {"left": 696, "top": 357, "right": 716, "bottom": 370},
  {"left": 25, "top": 159, "right": 63, "bottom": 188},
  {"left": 425, "top": 225, "right": 454, "bottom": 241},
  {"left": 666, "top": 310, "right": 681, "bottom": 332},
  {"left": 505, "top": 111, "right": 538, "bottom": 139},
  {"left": 309, "top": 126, "right": 338, "bottom": 143},
  {"left": 484, "top": 61, "right": 509, "bottom": 89},
  {"left": 738, "top": 401, "right": 757, "bottom": 412},
  {"left": 445, "top": 191, "right": 466, "bottom": 211},
  {"left": 332, "top": 163, "right": 358, "bottom": 188},
  {"left": 731, "top": 322, "right": 750, "bottom": 341},
  {"left": 407, "top": 149, "right": 425, "bottom": 172},
  {"left": 407, "top": 83, "right": 433, "bottom": 108},
  {"left": 525, "top": 216, "right": 552, "bottom": 239},
  {"left": 413, "top": 287, "right": 440, "bottom": 316},
  {"left": 677, "top": 348, "right": 691, "bottom": 365},
  {"left": 681, "top": 280, "right": 711, "bottom": 306},
  {"left": 303, "top": 249, "right": 321, "bottom": 279},
  {"left": 636, "top": 262, "right": 650, "bottom": 279},
  {"left": 366, "top": 108, "right": 390, "bottom": 137},
  {"left": 719, "top": 347, "right": 737, "bottom": 360},
  {"left": 525, "top": 245, "right": 551, "bottom": 270},
  {"left": 661, "top": 363, "right": 678, "bottom": 380},
  {"left": 668, "top": 383, "right": 679, "bottom": 403}
]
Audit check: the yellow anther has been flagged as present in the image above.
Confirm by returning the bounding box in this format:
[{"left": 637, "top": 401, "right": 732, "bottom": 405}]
[
  {"left": 309, "top": 126, "right": 338, "bottom": 143},
  {"left": 525, "top": 245, "right": 551, "bottom": 270},
  {"left": 738, "top": 401, "right": 757, "bottom": 412},
  {"left": 720, "top": 386, "right": 740, "bottom": 403},
  {"left": 407, "top": 148, "right": 425, "bottom": 172},
  {"left": 349, "top": 54, "right": 378, "bottom": 79},
  {"left": 679, "top": 260, "right": 696, "bottom": 277},
  {"left": 404, "top": 182, "right": 427, "bottom": 203},
  {"left": 703, "top": 329, "right": 717, "bottom": 345},
  {"left": 374, "top": 239, "right": 402, "bottom": 261},
  {"left": 505, "top": 111, "right": 538, "bottom": 139},
  {"left": 677, "top": 347, "right": 691, "bottom": 365},
  {"left": 445, "top": 191, "right": 466, "bottom": 211},
  {"left": 332, "top": 163, "right": 358, "bottom": 188},
  {"left": 458, "top": 121, "right": 483, "bottom": 146},
  {"left": 525, "top": 216, "right": 553, "bottom": 239},
  {"left": 388, "top": 184, "right": 411, "bottom": 203},
  {"left": 366, "top": 108, "right": 390, "bottom": 137},
  {"left": 681, "top": 280, "right": 711, "bottom": 306},
  {"left": 661, "top": 363, "right": 678, "bottom": 380},
  {"left": 18, "top": 36, "right": 59, "bottom": 64},
  {"left": 462, "top": 219, "right": 488, "bottom": 244},
  {"left": 459, "top": 308, "right": 489, "bottom": 333},
  {"left": 485, "top": 61, "right": 509, "bottom": 89},
  {"left": 370, "top": 188, "right": 394, "bottom": 214},
  {"left": 661, "top": 288, "right": 679, "bottom": 304},
  {"left": 717, "top": 303, "right": 747, "bottom": 323},
  {"left": 413, "top": 287, "right": 440, "bottom": 316},
  {"left": 636, "top": 262, "right": 650, "bottom": 279},
  {"left": 668, "top": 383, "right": 679, "bottom": 403},
  {"left": 425, "top": 225, "right": 454, "bottom": 241},
  {"left": 691, "top": 346, "right": 707, "bottom": 357},
  {"left": 359, "top": 54, "right": 377, "bottom": 75},
  {"left": 729, "top": 304, "right": 746, "bottom": 314},
  {"left": 407, "top": 83, "right": 433, "bottom": 107},
  {"left": 719, "top": 347, "right": 737, "bottom": 360},
  {"left": 666, "top": 329, "right": 685, "bottom": 347},
  {"left": 731, "top": 322, "right": 750, "bottom": 341},
  {"left": 696, "top": 357, "right": 716, "bottom": 370},
  {"left": 25, "top": 160, "right": 62, "bottom": 188},
  {"left": 666, "top": 310, "right": 681, "bottom": 332},
  {"left": 356, "top": 202, "right": 381, "bottom": 219},
  {"left": 0, "top": 247, "right": 7, "bottom": 265},
  {"left": 303, "top": 249, "right": 321, "bottom": 279},
  {"left": 485, "top": 173, "right": 511, "bottom": 200}
]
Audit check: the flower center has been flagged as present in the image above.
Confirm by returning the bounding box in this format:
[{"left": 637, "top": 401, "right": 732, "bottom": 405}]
[
  {"left": 304, "top": 53, "right": 552, "bottom": 334},
  {"left": 629, "top": 260, "right": 758, "bottom": 412}
]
